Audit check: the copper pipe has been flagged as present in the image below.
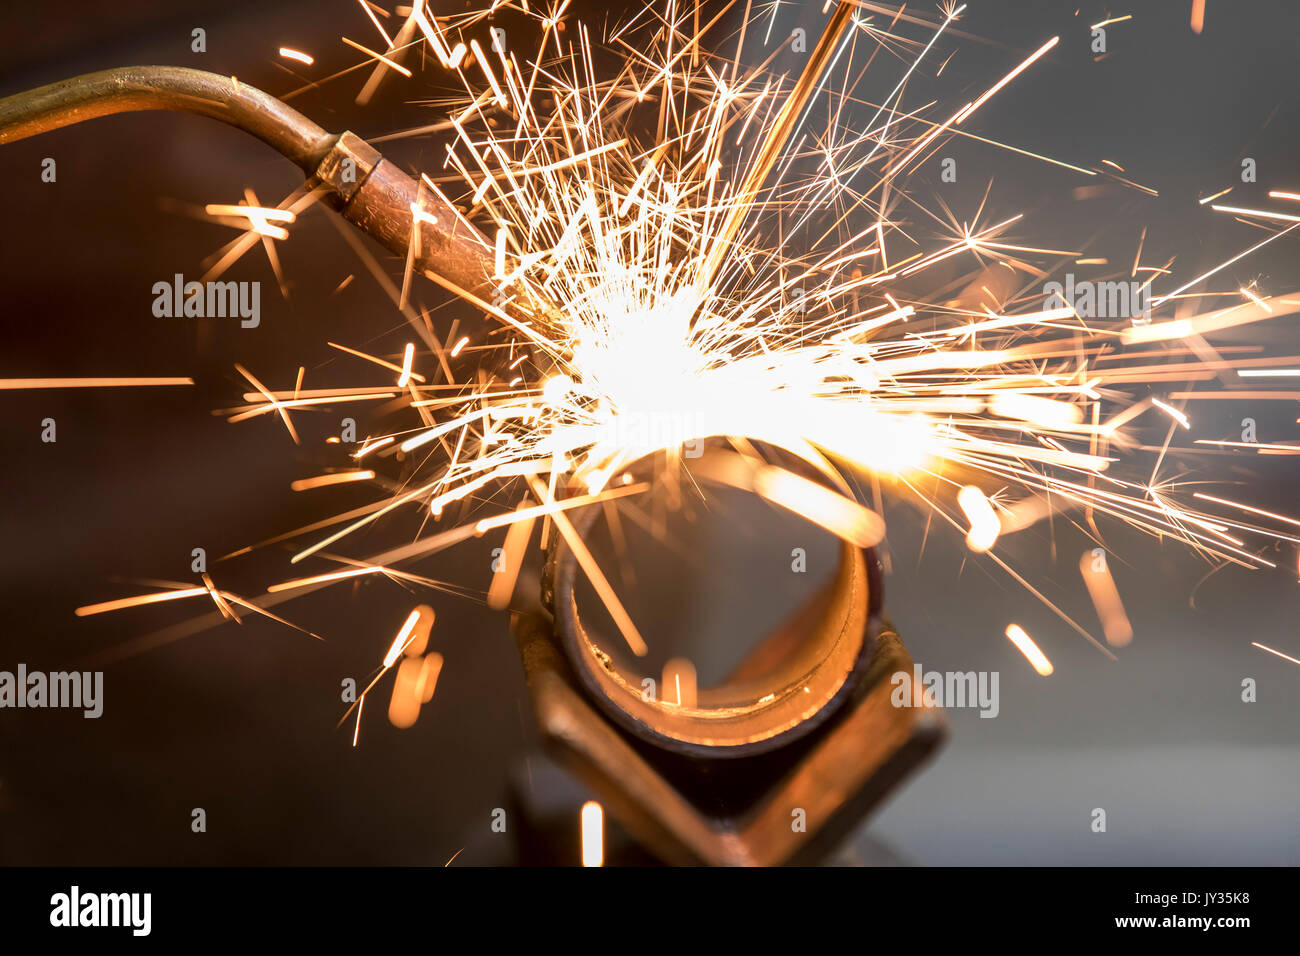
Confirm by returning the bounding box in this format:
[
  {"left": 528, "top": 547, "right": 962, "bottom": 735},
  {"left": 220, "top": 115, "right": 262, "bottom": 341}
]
[{"left": 541, "top": 450, "right": 884, "bottom": 758}]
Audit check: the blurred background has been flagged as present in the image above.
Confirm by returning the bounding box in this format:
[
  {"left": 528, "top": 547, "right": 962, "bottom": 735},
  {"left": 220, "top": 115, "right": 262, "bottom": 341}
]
[{"left": 0, "top": 0, "right": 1297, "bottom": 865}]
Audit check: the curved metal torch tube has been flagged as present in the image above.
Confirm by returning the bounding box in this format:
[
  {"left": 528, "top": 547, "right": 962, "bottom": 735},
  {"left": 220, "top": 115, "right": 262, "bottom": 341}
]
[
  {"left": 0, "top": 66, "right": 528, "bottom": 322},
  {"left": 0, "top": 66, "right": 334, "bottom": 169}
]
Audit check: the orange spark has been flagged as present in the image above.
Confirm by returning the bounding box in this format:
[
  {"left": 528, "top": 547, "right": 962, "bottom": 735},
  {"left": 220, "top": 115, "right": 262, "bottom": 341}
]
[
  {"left": 290, "top": 470, "right": 376, "bottom": 491},
  {"left": 1005, "top": 624, "right": 1054, "bottom": 676},
  {"left": 580, "top": 801, "right": 604, "bottom": 867},
  {"left": 278, "top": 48, "right": 314, "bottom": 66}
]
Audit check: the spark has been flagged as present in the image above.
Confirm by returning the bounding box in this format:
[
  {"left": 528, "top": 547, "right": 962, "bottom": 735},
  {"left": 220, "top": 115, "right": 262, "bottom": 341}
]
[
  {"left": 266, "top": 566, "right": 385, "bottom": 593},
  {"left": 486, "top": 501, "right": 536, "bottom": 610},
  {"left": 383, "top": 609, "right": 423, "bottom": 667},
  {"left": 1150, "top": 398, "right": 1190, "bottom": 429},
  {"left": 958, "top": 485, "right": 1000, "bottom": 553},
  {"left": 353, "top": 437, "right": 394, "bottom": 459},
  {"left": 956, "top": 36, "right": 1059, "bottom": 126},
  {"left": 397, "top": 342, "right": 416, "bottom": 387},
  {"left": 1194, "top": 440, "right": 1300, "bottom": 454},
  {"left": 290, "top": 470, "right": 376, "bottom": 491},
  {"left": 204, "top": 202, "right": 297, "bottom": 240},
  {"left": 1192, "top": 492, "right": 1300, "bottom": 529},
  {"left": 1211, "top": 203, "right": 1300, "bottom": 224},
  {"left": 1005, "top": 624, "right": 1053, "bottom": 676},
  {"left": 1078, "top": 551, "right": 1133, "bottom": 647},
  {"left": 76, "top": 587, "right": 209, "bottom": 617},
  {"left": 328, "top": 341, "right": 426, "bottom": 383},
  {"left": 389, "top": 653, "right": 442, "bottom": 728},
  {"left": 341, "top": 36, "right": 413, "bottom": 77},
  {"left": 278, "top": 48, "right": 315, "bottom": 66},
  {"left": 530, "top": 477, "right": 649, "bottom": 657},
  {"left": 405, "top": 606, "right": 437, "bottom": 657},
  {"left": 358, "top": 0, "right": 395, "bottom": 48},
  {"left": 1251, "top": 642, "right": 1300, "bottom": 667},
  {"left": 469, "top": 39, "right": 507, "bottom": 107},
  {"left": 1240, "top": 286, "right": 1272, "bottom": 312},
  {"left": 752, "top": 467, "right": 886, "bottom": 547},
  {"left": 580, "top": 801, "right": 604, "bottom": 867},
  {"left": 0, "top": 378, "right": 192, "bottom": 389},
  {"left": 663, "top": 658, "right": 698, "bottom": 707}
]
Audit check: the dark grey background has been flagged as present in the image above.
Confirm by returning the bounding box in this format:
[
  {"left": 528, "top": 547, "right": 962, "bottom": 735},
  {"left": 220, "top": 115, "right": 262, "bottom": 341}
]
[{"left": 0, "top": 0, "right": 1296, "bottom": 864}]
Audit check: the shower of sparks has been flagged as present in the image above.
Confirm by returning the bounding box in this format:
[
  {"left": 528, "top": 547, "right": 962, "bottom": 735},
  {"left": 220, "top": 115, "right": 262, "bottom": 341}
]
[{"left": 77, "top": 1, "right": 1300, "bottom": 686}]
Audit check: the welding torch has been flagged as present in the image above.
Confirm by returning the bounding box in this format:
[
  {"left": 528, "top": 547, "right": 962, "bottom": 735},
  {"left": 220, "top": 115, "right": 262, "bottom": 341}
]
[
  {"left": 0, "top": 65, "right": 534, "bottom": 324},
  {"left": 0, "top": 0, "right": 858, "bottom": 327}
]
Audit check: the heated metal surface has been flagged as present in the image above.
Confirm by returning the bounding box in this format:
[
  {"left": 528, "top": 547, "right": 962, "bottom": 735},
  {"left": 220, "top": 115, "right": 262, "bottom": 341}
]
[
  {"left": 513, "top": 604, "right": 945, "bottom": 865},
  {"left": 544, "top": 497, "right": 886, "bottom": 757}
]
